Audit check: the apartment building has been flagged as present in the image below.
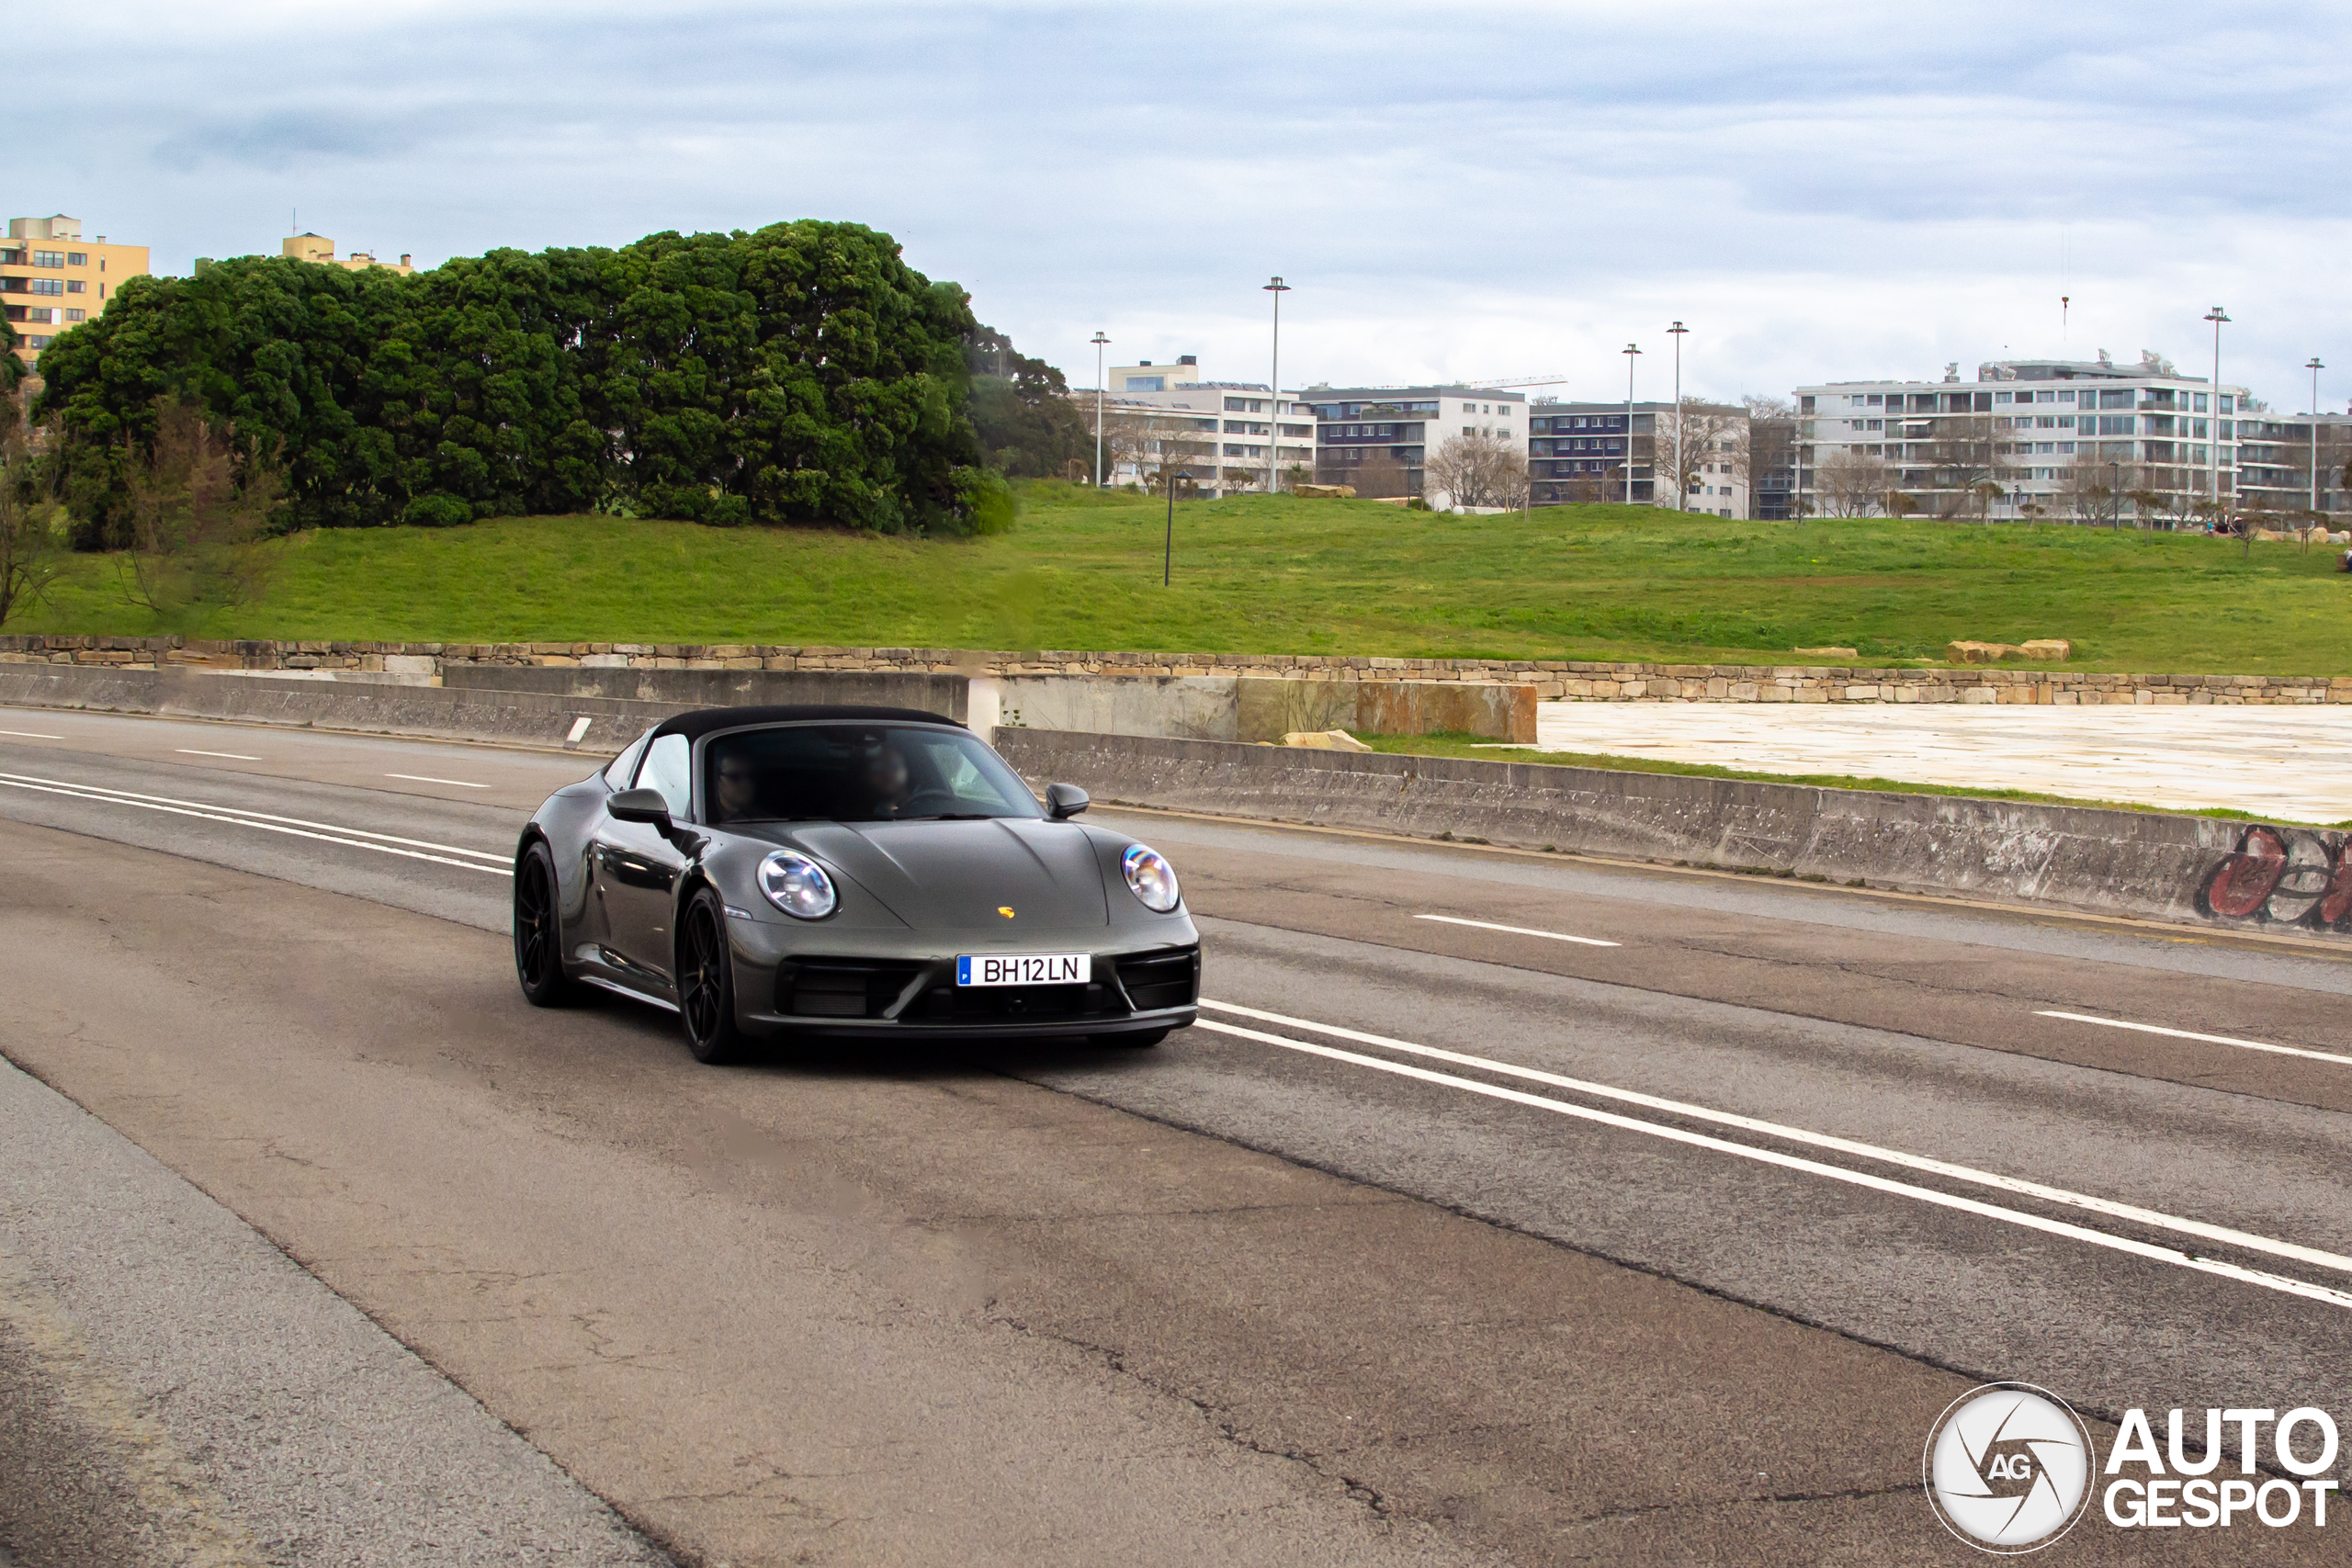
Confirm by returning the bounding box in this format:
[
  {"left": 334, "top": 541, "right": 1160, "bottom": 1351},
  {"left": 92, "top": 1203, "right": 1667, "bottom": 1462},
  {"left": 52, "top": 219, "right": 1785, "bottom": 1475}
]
[
  {"left": 1796, "top": 353, "right": 2251, "bottom": 524},
  {"left": 1526, "top": 400, "right": 1748, "bottom": 513},
  {"left": 281, "top": 232, "right": 416, "bottom": 276},
  {"left": 1080, "top": 356, "right": 1317, "bottom": 494},
  {"left": 2, "top": 215, "right": 149, "bottom": 367},
  {"left": 1302, "top": 385, "right": 1527, "bottom": 498}
]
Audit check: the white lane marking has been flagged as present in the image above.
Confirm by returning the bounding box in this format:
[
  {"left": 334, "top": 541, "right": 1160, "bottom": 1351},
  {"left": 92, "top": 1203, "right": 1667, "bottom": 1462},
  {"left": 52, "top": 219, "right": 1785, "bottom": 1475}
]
[
  {"left": 385, "top": 773, "right": 492, "bottom": 790},
  {"left": 1194, "top": 1016, "right": 2352, "bottom": 1314},
  {"left": 0, "top": 772, "right": 512, "bottom": 874},
  {"left": 566, "top": 716, "right": 593, "bottom": 743},
  {"left": 177, "top": 749, "right": 262, "bottom": 761},
  {"left": 1199, "top": 998, "right": 2352, "bottom": 1280},
  {"left": 2036, "top": 1010, "right": 2352, "bottom": 1068},
  {"left": 0, "top": 772, "right": 512, "bottom": 863},
  {"left": 0, "top": 728, "right": 64, "bottom": 739},
  {"left": 1416, "top": 914, "right": 1620, "bottom": 948}
]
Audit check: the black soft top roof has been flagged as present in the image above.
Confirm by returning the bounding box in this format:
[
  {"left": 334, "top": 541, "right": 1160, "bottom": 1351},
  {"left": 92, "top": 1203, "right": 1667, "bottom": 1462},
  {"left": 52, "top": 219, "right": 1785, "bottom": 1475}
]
[{"left": 650, "top": 705, "right": 966, "bottom": 741}]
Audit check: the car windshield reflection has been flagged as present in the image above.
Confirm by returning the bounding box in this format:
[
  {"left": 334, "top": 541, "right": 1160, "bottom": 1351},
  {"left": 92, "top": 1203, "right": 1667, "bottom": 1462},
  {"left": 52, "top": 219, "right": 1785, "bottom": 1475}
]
[{"left": 705, "top": 724, "right": 1046, "bottom": 827}]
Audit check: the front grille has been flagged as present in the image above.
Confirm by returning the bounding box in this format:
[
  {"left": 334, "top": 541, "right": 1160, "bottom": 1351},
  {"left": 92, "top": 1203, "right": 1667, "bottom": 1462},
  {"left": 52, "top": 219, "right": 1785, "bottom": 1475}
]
[
  {"left": 907, "top": 980, "right": 1125, "bottom": 1024},
  {"left": 1112, "top": 946, "right": 1200, "bottom": 1012},
  {"left": 776, "top": 959, "right": 923, "bottom": 1019}
]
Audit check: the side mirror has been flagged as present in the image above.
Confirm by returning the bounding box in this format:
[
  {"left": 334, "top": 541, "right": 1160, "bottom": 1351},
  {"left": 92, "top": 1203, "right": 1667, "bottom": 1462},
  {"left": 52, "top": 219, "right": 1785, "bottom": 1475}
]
[
  {"left": 606, "top": 786, "right": 673, "bottom": 828},
  {"left": 1045, "top": 782, "right": 1091, "bottom": 820}
]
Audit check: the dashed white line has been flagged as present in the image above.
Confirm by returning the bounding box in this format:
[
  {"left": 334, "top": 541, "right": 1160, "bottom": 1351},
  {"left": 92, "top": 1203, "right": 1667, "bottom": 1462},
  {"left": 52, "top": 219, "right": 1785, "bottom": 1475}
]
[
  {"left": 1197, "top": 997, "right": 2352, "bottom": 1282},
  {"left": 385, "top": 773, "right": 492, "bottom": 790},
  {"left": 177, "top": 748, "right": 262, "bottom": 761},
  {"left": 1194, "top": 1007, "right": 2352, "bottom": 1313},
  {"left": 0, "top": 771, "right": 512, "bottom": 873},
  {"left": 2036, "top": 1010, "right": 2352, "bottom": 1067},
  {"left": 1416, "top": 914, "right": 1620, "bottom": 948},
  {"left": 0, "top": 729, "right": 63, "bottom": 739}
]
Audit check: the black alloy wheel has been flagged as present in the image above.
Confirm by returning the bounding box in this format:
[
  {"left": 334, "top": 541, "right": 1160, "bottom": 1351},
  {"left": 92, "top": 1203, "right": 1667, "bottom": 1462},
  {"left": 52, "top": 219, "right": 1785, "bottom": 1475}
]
[
  {"left": 679, "top": 889, "right": 750, "bottom": 1065},
  {"left": 514, "top": 841, "right": 576, "bottom": 1006}
]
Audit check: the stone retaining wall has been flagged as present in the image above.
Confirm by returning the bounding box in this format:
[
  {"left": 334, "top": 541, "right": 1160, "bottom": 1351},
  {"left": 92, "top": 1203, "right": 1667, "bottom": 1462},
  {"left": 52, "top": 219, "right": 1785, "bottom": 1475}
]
[{"left": 3, "top": 634, "right": 2346, "bottom": 705}]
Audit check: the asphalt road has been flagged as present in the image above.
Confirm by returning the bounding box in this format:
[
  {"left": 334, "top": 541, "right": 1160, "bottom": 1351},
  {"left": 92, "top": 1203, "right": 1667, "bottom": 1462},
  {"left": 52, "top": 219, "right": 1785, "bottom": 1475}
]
[{"left": 2, "top": 704, "right": 2347, "bottom": 1566}]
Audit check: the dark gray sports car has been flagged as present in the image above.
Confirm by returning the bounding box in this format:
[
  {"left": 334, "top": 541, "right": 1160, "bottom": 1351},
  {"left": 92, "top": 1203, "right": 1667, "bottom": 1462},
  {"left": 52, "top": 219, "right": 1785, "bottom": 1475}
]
[{"left": 513, "top": 705, "right": 1200, "bottom": 1063}]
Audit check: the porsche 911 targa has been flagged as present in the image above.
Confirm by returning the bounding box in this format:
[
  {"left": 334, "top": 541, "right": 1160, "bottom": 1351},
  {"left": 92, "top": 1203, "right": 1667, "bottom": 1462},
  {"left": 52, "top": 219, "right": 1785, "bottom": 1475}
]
[{"left": 513, "top": 705, "right": 1200, "bottom": 1062}]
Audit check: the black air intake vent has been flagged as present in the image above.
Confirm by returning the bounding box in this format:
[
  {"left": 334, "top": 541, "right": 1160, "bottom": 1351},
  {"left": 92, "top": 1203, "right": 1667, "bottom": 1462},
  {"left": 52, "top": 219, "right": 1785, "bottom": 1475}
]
[
  {"left": 777, "top": 959, "right": 923, "bottom": 1019},
  {"left": 1113, "top": 947, "right": 1200, "bottom": 1012}
]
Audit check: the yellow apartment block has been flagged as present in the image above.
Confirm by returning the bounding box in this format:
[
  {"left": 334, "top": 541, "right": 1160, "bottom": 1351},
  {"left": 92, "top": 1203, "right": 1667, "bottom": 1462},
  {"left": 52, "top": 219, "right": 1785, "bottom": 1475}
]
[
  {"left": 283, "top": 232, "right": 415, "bottom": 276},
  {"left": 4, "top": 215, "right": 150, "bottom": 367}
]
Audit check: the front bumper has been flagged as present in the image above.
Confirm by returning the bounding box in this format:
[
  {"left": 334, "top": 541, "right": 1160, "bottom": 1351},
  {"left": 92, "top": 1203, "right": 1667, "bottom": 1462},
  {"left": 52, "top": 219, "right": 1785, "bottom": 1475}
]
[{"left": 729, "top": 928, "right": 1202, "bottom": 1041}]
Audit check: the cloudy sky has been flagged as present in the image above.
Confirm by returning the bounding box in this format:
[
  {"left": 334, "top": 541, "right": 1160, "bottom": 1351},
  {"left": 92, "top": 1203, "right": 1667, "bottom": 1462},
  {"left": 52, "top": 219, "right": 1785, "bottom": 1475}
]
[{"left": 29, "top": 2, "right": 2352, "bottom": 409}]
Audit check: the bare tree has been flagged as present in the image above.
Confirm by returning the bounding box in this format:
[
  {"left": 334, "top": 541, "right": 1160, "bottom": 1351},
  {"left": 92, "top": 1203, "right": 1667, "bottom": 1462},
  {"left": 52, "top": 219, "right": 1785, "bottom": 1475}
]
[
  {"left": 1349, "top": 449, "right": 1411, "bottom": 501},
  {"left": 1220, "top": 467, "right": 1260, "bottom": 497},
  {"left": 117, "top": 398, "right": 285, "bottom": 623},
  {"left": 0, "top": 399, "right": 62, "bottom": 629},
  {"left": 1652, "top": 400, "right": 1736, "bottom": 512},
  {"left": 2059, "top": 451, "right": 2131, "bottom": 528},
  {"left": 1734, "top": 396, "right": 1798, "bottom": 519},
  {"left": 1423, "top": 430, "right": 1528, "bottom": 510},
  {"left": 1816, "top": 449, "right": 1893, "bottom": 518}
]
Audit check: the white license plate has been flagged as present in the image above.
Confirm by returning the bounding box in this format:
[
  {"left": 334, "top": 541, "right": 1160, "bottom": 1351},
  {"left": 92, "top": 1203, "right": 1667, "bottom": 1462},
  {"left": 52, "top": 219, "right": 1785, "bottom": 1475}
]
[{"left": 956, "top": 953, "right": 1091, "bottom": 987}]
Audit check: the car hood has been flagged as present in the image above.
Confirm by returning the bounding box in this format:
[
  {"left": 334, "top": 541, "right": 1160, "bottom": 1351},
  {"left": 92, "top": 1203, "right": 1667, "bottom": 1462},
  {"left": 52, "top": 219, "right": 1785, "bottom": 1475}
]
[{"left": 765, "top": 818, "right": 1110, "bottom": 930}]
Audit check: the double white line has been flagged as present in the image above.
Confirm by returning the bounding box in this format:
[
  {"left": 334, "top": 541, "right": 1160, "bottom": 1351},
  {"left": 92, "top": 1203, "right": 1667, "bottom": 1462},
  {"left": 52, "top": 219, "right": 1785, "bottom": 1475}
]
[
  {"left": 0, "top": 771, "right": 513, "bottom": 875},
  {"left": 1196, "top": 999, "right": 2352, "bottom": 1313}
]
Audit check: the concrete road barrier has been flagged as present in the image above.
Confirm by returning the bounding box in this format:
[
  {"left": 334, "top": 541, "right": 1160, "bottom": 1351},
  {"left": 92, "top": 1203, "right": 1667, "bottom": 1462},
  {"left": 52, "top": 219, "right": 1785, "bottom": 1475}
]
[
  {"left": 0, "top": 664, "right": 705, "bottom": 753},
  {"left": 993, "top": 728, "right": 2352, "bottom": 941}
]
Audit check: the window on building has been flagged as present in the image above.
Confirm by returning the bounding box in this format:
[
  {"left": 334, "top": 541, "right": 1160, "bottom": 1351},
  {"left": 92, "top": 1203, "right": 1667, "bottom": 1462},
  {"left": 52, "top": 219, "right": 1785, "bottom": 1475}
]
[
  {"left": 63, "top": 308, "right": 85, "bottom": 321},
  {"left": 66, "top": 252, "right": 86, "bottom": 266},
  {"left": 29, "top": 278, "right": 61, "bottom": 296},
  {"left": 64, "top": 279, "right": 84, "bottom": 293},
  {"left": 26, "top": 335, "right": 51, "bottom": 348},
  {"left": 1461, "top": 402, "right": 1476, "bottom": 412},
  {"left": 2220, "top": 396, "right": 2235, "bottom": 413},
  {"left": 32, "top": 251, "right": 64, "bottom": 268}
]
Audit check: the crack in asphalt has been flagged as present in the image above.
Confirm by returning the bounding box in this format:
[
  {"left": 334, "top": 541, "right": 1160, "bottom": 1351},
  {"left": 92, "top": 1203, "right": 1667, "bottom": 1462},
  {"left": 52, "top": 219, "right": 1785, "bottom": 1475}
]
[{"left": 983, "top": 1306, "right": 1397, "bottom": 1522}]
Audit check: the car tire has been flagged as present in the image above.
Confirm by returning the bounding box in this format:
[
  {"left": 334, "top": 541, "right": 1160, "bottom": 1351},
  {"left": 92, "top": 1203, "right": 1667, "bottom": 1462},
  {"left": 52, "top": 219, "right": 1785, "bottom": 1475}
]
[
  {"left": 514, "top": 840, "right": 578, "bottom": 1007},
  {"left": 678, "top": 887, "right": 752, "bottom": 1066},
  {"left": 1102, "top": 1028, "right": 1168, "bottom": 1049}
]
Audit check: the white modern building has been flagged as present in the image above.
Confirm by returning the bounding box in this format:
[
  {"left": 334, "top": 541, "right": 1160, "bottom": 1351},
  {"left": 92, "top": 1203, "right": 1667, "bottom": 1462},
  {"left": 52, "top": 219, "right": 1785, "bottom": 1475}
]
[
  {"left": 1527, "top": 400, "right": 1748, "bottom": 514},
  {"left": 1076, "top": 356, "right": 1317, "bottom": 495},
  {"left": 1301, "top": 385, "right": 1528, "bottom": 500},
  {"left": 1795, "top": 353, "right": 2253, "bottom": 524}
]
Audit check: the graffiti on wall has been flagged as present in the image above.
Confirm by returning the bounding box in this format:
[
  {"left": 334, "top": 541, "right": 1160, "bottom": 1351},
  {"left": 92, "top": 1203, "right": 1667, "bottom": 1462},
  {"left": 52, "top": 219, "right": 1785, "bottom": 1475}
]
[{"left": 2197, "top": 826, "right": 2352, "bottom": 931}]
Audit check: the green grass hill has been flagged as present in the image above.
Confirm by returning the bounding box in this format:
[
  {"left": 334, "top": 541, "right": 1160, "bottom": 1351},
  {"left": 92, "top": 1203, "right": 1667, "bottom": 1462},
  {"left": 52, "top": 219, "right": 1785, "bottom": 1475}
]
[{"left": 16, "top": 486, "right": 2351, "bottom": 673}]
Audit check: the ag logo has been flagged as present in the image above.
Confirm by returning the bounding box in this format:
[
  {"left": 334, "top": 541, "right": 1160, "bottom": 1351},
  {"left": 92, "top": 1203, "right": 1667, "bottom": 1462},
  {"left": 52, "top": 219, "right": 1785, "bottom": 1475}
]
[{"left": 1925, "top": 1382, "right": 2094, "bottom": 1553}]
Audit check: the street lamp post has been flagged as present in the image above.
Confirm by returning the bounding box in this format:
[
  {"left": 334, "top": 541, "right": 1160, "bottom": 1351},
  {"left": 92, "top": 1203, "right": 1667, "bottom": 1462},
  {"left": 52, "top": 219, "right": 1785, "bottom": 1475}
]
[
  {"left": 1667, "top": 321, "right": 1688, "bottom": 512},
  {"left": 1621, "top": 343, "right": 1641, "bottom": 505},
  {"left": 2203, "top": 306, "right": 2229, "bottom": 533},
  {"left": 1262, "top": 276, "right": 1291, "bottom": 497},
  {"left": 1091, "top": 331, "right": 1109, "bottom": 489},
  {"left": 2309, "top": 355, "right": 2325, "bottom": 525}
]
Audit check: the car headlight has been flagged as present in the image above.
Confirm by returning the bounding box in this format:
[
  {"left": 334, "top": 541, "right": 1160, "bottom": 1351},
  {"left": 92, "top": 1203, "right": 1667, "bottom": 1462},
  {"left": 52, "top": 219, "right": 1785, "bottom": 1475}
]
[
  {"left": 1122, "top": 844, "right": 1181, "bottom": 912},
  {"left": 758, "top": 852, "right": 838, "bottom": 919}
]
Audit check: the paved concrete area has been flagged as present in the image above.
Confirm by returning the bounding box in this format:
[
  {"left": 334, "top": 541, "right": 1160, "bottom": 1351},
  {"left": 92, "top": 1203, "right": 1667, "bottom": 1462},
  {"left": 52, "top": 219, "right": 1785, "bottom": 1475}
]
[
  {"left": 1527, "top": 700, "right": 2352, "bottom": 822},
  {"left": 6, "top": 717, "right": 2351, "bottom": 1565},
  {"left": 0, "top": 1060, "right": 669, "bottom": 1567}
]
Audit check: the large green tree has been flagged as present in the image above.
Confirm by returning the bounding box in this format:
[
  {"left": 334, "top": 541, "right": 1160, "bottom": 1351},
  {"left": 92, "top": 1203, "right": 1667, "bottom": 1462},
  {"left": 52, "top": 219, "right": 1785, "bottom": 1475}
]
[
  {"left": 963, "top": 324, "right": 1093, "bottom": 479},
  {"left": 35, "top": 220, "right": 1008, "bottom": 545}
]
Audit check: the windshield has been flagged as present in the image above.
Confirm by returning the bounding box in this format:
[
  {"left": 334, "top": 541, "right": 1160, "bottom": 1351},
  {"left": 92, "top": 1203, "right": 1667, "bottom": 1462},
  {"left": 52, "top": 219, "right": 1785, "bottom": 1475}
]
[{"left": 704, "top": 724, "right": 1045, "bottom": 825}]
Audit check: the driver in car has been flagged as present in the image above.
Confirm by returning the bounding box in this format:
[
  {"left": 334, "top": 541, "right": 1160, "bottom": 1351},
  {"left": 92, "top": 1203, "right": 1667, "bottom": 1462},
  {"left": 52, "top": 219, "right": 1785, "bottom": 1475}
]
[
  {"left": 862, "top": 739, "right": 915, "bottom": 818},
  {"left": 713, "top": 756, "right": 761, "bottom": 823}
]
